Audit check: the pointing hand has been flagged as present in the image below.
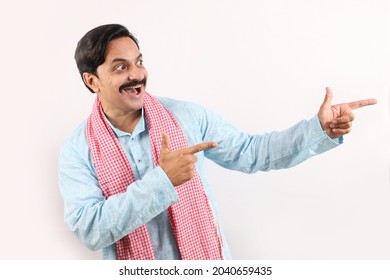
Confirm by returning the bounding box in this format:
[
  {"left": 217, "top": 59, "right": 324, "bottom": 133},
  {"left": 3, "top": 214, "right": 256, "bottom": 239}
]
[
  {"left": 159, "top": 132, "right": 217, "bottom": 186},
  {"left": 318, "top": 87, "right": 377, "bottom": 139}
]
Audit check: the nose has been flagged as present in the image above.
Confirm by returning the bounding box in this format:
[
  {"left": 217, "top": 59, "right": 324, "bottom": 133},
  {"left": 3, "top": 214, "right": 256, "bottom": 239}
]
[{"left": 128, "top": 65, "right": 145, "bottom": 81}]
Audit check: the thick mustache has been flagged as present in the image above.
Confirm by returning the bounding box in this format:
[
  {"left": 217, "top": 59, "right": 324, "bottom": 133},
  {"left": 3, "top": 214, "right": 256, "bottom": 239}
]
[{"left": 119, "top": 79, "right": 147, "bottom": 93}]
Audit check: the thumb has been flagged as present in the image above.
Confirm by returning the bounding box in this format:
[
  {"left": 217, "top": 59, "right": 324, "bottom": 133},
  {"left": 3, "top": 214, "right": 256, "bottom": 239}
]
[
  {"left": 160, "top": 132, "right": 170, "bottom": 153},
  {"left": 321, "top": 87, "right": 333, "bottom": 108}
]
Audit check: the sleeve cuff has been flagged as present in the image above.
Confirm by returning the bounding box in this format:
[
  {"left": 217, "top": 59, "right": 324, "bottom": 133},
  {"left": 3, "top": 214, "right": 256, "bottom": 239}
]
[
  {"left": 309, "top": 115, "right": 343, "bottom": 154},
  {"left": 139, "top": 166, "right": 179, "bottom": 205}
]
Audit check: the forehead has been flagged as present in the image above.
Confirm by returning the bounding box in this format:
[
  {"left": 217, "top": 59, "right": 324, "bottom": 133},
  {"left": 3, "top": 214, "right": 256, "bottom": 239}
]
[{"left": 105, "top": 36, "right": 140, "bottom": 62}]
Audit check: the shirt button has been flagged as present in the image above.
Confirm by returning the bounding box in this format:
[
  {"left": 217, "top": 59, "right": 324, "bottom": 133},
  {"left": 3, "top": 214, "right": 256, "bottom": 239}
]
[
  {"left": 137, "top": 159, "right": 142, "bottom": 163},
  {"left": 131, "top": 137, "right": 134, "bottom": 141}
]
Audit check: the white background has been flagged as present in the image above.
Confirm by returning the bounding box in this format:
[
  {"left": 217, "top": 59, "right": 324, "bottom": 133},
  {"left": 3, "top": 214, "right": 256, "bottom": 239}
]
[{"left": 0, "top": 0, "right": 389, "bottom": 259}]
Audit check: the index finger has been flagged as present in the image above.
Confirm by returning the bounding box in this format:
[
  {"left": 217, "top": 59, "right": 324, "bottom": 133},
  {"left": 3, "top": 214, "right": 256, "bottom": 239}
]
[
  {"left": 347, "top": 98, "right": 377, "bottom": 110},
  {"left": 160, "top": 132, "right": 170, "bottom": 151},
  {"left": 182, "top": 142, "right": 218, "bottom": 155}
]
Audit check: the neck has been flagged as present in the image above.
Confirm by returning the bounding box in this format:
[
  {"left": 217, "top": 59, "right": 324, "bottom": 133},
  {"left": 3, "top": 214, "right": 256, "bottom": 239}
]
[{"left": 104, "top": 109, "right": 142, "bottom": 134}]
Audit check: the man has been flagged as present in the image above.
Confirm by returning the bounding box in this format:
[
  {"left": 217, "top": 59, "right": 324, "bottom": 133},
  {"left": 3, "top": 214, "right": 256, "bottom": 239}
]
[{"left": 58, "top": 24, "right": 377, "bottom": 260}]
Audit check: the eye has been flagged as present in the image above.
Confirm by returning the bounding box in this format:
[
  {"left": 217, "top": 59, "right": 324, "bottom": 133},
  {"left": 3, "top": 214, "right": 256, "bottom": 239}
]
[
  {"left": 115, "top": 64, "right": 127, "bottom": 71},
  {"left": 137, "top": 59, "right": 144, "bottom": 66}
]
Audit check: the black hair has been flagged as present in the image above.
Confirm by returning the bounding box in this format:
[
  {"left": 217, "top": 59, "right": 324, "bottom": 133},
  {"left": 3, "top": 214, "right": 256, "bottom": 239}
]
[{"left": 74, "top": 24, "right": 139, "bottom": 92}]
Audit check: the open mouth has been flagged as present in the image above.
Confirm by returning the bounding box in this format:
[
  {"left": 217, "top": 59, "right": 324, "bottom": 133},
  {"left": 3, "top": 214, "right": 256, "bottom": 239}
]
[
  {"left": 119, "top": 79, "right": 146, "bottom": 96},
  {"left": 122, "top": 84, "right": 142, "bottom": 95}
]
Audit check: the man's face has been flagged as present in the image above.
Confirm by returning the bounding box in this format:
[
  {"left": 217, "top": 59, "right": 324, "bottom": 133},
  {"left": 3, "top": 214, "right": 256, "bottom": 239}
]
[{"left": 87, "top": 36, "right": 148, "bottom": 118}]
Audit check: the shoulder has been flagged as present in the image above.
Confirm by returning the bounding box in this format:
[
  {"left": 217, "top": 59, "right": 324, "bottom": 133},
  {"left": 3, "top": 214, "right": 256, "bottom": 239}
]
[
  {"left": 156, "top": 96, "right": 204, "bottom": 112},
  {"left": 155, "top": 96, "right": 208, "bottom": 123},
  {"left": 59, "top": 120, "right": 90, "bottom": 160}
]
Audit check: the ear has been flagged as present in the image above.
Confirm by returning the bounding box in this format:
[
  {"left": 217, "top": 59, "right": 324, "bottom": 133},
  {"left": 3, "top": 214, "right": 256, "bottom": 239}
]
[{"left": 82, "top": 72, "right": 100, "bottom": 93}]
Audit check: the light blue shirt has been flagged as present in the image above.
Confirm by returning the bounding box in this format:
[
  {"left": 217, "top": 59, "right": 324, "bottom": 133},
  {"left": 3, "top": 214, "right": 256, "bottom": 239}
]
[{"left": 58, "top": 96, "right": 341, "bottom": 259}]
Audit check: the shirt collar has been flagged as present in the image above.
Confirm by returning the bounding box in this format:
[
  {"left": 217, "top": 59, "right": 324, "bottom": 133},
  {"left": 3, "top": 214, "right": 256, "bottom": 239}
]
[{"left": 104, "top": 108, "right": 146, "bottom": 138}]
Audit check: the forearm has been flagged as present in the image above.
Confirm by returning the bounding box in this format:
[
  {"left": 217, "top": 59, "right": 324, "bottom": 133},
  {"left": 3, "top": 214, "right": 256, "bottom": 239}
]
[
  {"left": 206, "top": 115, "right": 341, "bottom": 173},
  {"left": 60, "top": 166, "right": 178, "bottom": 250},
  {"left": 255, "top": 115, "right": 342, "bottom": 171}
]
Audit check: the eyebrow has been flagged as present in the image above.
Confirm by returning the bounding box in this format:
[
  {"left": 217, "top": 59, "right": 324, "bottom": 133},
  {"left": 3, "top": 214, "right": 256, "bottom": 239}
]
[{"left": 110, "top": 53, "right": 143, "bottom": 64}]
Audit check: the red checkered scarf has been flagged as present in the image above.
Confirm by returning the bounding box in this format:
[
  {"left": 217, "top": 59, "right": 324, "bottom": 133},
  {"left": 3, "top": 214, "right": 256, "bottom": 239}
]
[{"left": 85, "top": 93, "right": 223, "bottom": 260}]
